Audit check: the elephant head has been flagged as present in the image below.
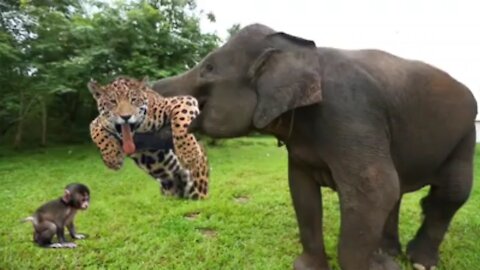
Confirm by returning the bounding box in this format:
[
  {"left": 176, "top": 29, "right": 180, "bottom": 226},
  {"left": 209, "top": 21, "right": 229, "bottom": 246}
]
[{"left": 153, "top": 24, "right": 323, "bottom": 138}]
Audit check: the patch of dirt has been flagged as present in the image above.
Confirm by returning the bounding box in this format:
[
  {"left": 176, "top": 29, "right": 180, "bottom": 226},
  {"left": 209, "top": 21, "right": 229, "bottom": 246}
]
[
  {"left": 233, "top": 195, "right": 249, "bottom": 204},
  {"left": 197, "top": 228, "right": 217, "bottom": 238},
  {"left": 184, "top": 211, "right": 200, "bottom": 221}
]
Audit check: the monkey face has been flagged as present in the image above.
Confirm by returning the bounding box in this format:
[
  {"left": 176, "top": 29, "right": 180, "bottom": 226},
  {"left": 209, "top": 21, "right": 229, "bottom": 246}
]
[
  {"left": 63, "top": 183, "right": 90, "bottom": 210},
  {"left": 79, "top": 193, "right": 89, "bottom": 209}
]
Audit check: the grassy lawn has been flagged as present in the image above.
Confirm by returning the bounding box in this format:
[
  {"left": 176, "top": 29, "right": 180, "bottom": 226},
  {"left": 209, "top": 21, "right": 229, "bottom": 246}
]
[{"left": 0, "top": 137, "right": 479, "bottom": 269}]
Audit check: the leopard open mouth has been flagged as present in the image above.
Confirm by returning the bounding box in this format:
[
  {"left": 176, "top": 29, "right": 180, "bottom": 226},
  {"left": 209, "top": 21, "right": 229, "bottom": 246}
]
[
  {"left": 115, "top": 123, "right": 136, "bottom": 135},
  {"left": 115, "top": 123, "right": 137, "bottom": 155}
]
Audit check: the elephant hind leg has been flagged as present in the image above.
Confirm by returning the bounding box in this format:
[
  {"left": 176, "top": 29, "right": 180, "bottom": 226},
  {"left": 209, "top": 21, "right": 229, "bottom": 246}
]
[{"left": 407, "top": 128, "right": 475, "bottom": 270}]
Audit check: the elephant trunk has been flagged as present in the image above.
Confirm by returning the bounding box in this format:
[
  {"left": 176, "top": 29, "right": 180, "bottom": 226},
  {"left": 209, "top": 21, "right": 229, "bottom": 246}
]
[{"left": 152, "top": 71, "right": 194, "bottom": 98}]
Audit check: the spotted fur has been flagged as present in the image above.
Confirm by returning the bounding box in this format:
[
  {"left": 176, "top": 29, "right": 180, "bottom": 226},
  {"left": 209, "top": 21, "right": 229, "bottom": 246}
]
[{"left": 88, "top": 76, "right": 209, "bottom": 199}]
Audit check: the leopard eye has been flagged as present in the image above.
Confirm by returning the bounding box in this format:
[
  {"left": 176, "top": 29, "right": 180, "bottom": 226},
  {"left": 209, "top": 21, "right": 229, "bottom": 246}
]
[
  {"left": 109, "top": 99, "right": 116, "bottom": 105},
  {"left": 131, "top": 97, "right": 137, "bottom": 103}
]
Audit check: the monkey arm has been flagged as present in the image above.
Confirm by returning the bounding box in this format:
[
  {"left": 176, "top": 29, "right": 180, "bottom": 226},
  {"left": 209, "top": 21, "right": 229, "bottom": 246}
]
[
  {"left": 66, "top": 222, "right": 76, "bottom": 238},
  {"left": 66, "top": 222, "right": 86, "bottom": 239},
  {"left": 90, "top": 117, "right": 125, "bottom": 170}
]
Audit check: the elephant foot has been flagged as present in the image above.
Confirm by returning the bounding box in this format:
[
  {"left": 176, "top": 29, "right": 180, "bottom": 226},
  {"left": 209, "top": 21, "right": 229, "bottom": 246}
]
[
  {"left": 369, "top": 252, "right": 401, "bottom": 270},
  {"left": 380, "top": 237, "right": 402, "bottom": 257},
  {"left": 293, "top": 253, "right": 330, "bottom": 270},
  {"left": 406, "top": 239, "right": 438, "bottom": 270}
]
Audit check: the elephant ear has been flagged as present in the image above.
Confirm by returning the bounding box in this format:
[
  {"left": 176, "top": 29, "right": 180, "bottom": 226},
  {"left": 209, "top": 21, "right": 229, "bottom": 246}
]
[{"left": 250, "top": 33, "right": 323, "bottom": 129}]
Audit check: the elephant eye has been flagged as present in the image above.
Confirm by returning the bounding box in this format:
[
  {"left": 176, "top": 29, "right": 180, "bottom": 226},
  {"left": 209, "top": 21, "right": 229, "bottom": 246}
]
[{"left": 205, "top": 63, "right": 214, "bottom": 72}]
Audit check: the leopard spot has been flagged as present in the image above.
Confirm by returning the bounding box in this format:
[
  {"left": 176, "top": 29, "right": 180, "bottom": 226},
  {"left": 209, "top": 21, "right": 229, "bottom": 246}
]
[
  {"left": 157, "top": 151, "right": 165, "bottom": 161},
  {"left": 152, "top": 168, "right": 165, "bottom": 175},
  {"left": 132, "top": 157, "right": 139, "bottom": 164},
  {"left": 167, "top": 162, "right": 176, "bottom": 171},
  {"left": 158, "top": 172, "right": 169, "bottom": 179}
]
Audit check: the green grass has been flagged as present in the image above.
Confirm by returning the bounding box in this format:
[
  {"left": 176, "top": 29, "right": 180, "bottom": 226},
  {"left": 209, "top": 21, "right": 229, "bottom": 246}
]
[{"left": 0, "top": 138, "right": 479, "bottom": 269}]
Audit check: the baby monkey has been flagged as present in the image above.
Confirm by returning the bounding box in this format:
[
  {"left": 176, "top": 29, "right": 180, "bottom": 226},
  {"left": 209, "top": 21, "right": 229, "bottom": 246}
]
[{"left": 22, "top": 183, "right": 90, "bottom": 248}]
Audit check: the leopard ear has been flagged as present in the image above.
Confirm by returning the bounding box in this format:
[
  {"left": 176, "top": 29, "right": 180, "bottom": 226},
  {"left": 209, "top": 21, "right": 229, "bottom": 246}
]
[
  {"left": 140, "top": 76, "right": 150, "bottom": 88},
  {"left": 87, "top": 79, "right": 104, "bottom": 100}
]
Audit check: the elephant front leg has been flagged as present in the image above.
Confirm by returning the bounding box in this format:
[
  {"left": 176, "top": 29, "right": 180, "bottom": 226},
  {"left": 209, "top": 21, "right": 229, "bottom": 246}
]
[
  {"left": 380, "top": 199, "right": 402, "bottom": 257},
  {"left": 289, "top": 158, "right": 330, "bottom": 270},
  {"left": 332, "top": 161, "right": 401, "bottom": 270}
]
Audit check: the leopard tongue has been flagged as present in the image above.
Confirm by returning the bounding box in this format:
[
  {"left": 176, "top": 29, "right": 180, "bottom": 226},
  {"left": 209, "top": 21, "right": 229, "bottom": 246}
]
[{"left": 121, "top": 124, "right": 136, "bottom": 155}]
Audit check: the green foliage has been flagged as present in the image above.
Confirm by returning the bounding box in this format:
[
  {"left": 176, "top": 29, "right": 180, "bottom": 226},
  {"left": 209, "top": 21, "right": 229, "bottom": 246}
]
[
  {"left": 0, "top": 0, "right": 219, "bottom": 146},
  {"left": 1, "top": 138, "right": 480, "bottom": 269},
  {"left": 226, "top": 23, "right": 241, "bottom": 40}
]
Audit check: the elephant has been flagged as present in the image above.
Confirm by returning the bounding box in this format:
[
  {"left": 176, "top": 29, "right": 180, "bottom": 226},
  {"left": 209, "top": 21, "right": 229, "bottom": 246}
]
[{"left": 151, "top": 24, "right": 477, "bottom": 270}]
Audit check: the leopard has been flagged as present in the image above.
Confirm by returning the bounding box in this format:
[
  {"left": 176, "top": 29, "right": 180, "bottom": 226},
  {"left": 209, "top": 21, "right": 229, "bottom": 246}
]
[{"left": 88, "top": 76, "right": 209, "bottom": 199}]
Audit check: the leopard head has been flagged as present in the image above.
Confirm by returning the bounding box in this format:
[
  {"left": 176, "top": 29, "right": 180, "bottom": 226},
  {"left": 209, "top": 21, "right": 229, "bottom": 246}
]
[{"left": 88, "top": 76, "right": 149, "bottom": 144}]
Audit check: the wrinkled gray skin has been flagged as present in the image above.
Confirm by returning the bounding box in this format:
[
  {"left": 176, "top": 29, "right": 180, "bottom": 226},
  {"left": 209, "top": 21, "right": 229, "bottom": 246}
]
[{"left": 152, "top": 24, "right": 477, "bottom": 270}]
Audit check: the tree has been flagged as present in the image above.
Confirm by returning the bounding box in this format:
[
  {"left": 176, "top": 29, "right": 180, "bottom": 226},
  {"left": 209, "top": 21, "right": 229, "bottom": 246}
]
[
  {"left": 226, "top": 23, "right": 241, "bottom": 40},
  {"left": 0, "top": 0, "right": 220, "bottom": 148}
]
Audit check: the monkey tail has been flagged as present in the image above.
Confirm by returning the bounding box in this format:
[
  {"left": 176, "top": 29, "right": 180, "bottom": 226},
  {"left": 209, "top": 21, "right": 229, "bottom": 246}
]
[{"left": 20, "top": 216, "right": 37, "bottom": 225}]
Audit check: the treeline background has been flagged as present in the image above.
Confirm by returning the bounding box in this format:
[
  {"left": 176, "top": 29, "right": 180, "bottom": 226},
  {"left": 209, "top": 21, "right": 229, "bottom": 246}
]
[{"left": 0, "top": 0, "right": 241, "bottom": 148}]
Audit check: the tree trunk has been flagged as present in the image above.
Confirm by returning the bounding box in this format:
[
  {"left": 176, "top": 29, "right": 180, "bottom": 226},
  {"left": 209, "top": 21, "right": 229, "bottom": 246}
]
[
  {"left": 13, "top": 91, "right": 37, "bottom": 148},
  {"left": 13, "top": 119, "right": 24, "bottom": 148},
  {"left": 13, "top": 90, "right": 25, "bottom": 148},
  {"left": 0, "top": 121, "right": 16, "bottom": 139},
  {"left": 40, "top": 97, "right": 47, "bottom": 147}
]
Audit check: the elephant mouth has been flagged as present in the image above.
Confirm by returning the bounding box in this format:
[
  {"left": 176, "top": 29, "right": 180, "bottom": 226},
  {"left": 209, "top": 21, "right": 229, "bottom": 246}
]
[
  {"left": 197, "top": 96, "right": 207, "bottom": 112},
  {"left": 188, "top": 97, "right": 208, "bottom": 133},
  {"left": 188, "top": 116, "right": 202, "bottom": 133}
]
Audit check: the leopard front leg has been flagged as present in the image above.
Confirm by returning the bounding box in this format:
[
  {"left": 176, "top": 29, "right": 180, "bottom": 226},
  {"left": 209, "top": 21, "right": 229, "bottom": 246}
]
[
  {"left": 89, "top": 117, "right": 125, "bottom": 170},
  {"left": 166, "top": 96, "right": 209, "bottom": 199}
]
